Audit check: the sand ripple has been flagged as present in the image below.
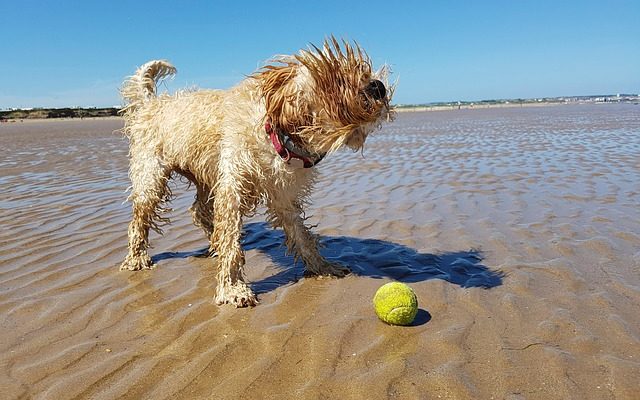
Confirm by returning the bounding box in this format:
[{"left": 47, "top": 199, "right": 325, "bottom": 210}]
[{"left": 1, "top": 105, "right": 639, "bottom": 399}]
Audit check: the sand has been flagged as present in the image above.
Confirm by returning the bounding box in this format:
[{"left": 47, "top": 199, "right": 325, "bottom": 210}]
[{"left": 1, "top": 104, "right": 639, "bottom": 399}]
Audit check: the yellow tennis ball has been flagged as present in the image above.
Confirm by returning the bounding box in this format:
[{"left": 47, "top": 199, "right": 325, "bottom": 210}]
[{"left": 373, "top": 282, "right": 418, "bottom": 325}]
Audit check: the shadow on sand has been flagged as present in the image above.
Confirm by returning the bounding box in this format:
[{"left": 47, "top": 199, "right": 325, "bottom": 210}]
[{"left": 152, "top": 222, "right": 505, "bottom": 296}]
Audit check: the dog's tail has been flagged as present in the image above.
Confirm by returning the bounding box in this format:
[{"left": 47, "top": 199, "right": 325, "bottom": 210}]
[{"left": 120, "top": 60, "right": 176, "bottom": 111}]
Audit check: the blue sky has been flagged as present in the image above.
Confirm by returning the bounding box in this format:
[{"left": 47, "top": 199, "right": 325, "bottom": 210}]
[{"left": 1, "top": 0, "right": 638, "bottom": 108}]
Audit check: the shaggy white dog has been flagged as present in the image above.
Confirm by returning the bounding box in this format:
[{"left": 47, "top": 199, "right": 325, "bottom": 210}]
[{"left": 119, "top": 38, "right": 393, "bottom": 307}]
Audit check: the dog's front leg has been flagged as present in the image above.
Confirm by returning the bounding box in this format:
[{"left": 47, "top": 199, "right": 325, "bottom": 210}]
[
  {"left": 211, "top": 180, "right": 258, "bottom": 307},
  {"left": 268, "top": 204, "right": 350, "bottom": 277}
]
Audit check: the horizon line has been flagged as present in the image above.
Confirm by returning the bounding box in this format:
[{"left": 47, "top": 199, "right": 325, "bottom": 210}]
[{"left": 2, "top": 93, "right": 639, "bottom": 112}]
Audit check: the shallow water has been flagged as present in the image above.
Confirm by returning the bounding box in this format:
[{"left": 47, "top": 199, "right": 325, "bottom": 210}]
[{"left": 1, "top": 105, "right": 639, "bottom": 399}]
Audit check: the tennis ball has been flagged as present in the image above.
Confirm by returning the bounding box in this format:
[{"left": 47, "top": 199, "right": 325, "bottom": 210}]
[{"left": 373, "top": 282, "right": 418, "bottom": 325}]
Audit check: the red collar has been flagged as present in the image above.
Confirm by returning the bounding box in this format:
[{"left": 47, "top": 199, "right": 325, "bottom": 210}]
[{"left": 265, "top": 120, "right": 325, "bottom": 168}]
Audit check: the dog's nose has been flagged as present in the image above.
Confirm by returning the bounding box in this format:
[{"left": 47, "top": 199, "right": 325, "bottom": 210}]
[{"left": 365, "top": 79, "right": 386, "bottom": 101}]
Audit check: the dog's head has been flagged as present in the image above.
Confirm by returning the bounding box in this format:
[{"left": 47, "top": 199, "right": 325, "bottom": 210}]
[{"left": 255, "top": 37, "right": 394, "bottom": 154}]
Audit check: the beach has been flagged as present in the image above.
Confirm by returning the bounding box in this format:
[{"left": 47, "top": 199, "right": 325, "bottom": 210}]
[{"left": 1, "top": 104, "right": 639, "bottom": 399}]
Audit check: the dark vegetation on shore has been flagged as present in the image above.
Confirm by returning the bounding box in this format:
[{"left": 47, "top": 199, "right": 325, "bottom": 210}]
[{"left": 0, "top": 107, "right": 119, "bottom": 121}]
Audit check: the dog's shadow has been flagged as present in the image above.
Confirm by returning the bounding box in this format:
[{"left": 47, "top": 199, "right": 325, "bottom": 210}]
[{"left": 152, "top": 222, "right": 505, "bottom": 295}]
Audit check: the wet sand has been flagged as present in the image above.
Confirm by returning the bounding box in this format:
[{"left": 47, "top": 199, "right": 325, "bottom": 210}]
[{"left": 1, "top": 105, "right": 639, "bottom": 399}]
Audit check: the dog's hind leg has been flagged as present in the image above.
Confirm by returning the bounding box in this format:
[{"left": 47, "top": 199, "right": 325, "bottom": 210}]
[
  {"left": 190, "top": 183, "right": 215, "bottom": 242},
  {"left": 120, "top": 155, "right": 172, "bottom": 271},
  {"left": 179, "top": 170, "right": 215, "bottom": 242}
]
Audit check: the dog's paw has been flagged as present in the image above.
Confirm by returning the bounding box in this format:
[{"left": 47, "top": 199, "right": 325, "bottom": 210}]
[
  {"left": 119, "top": 254, "right": 154, "bottom": 271},
  {"left": 305, "top": 262, "right": 351, "bottom": 278},
  {"left": 215, "top": 283, "right": 258, "bottom": 308}
]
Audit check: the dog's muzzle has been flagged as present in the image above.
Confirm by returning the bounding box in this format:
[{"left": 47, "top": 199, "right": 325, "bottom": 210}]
[{"left": 365, "top": 79, "right": 386, "bottom": 101}]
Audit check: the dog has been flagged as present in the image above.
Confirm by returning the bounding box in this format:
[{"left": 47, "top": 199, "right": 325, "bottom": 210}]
[{"left": 119, "top": 37, "right": 393, "bottom": 307}]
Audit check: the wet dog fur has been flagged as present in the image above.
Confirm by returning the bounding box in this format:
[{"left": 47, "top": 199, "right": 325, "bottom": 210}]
[{"left": 119, "top": 38, "right": 393, "bottom": 307}]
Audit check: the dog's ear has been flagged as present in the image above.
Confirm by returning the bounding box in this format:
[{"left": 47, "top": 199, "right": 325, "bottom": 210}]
[{"left": 254, "top": 60, "right": 312, "bottom": 133}]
